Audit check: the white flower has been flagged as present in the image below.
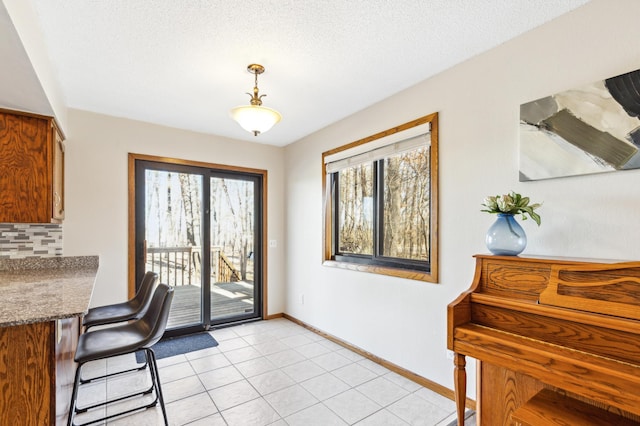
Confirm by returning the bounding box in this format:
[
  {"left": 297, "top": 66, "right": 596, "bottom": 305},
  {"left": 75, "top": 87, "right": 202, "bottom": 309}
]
[
  {"left": 497, "top": 194, "right": 514, "bottom": 212},
  {"left": 483, "top": 196, "right": 498, "bottom": 211}
]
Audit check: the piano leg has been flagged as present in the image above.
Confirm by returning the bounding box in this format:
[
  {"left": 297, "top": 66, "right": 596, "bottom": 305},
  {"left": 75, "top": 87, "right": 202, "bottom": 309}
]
[{"left": 454, "top": 353, "right": 467, "bottom": 426}]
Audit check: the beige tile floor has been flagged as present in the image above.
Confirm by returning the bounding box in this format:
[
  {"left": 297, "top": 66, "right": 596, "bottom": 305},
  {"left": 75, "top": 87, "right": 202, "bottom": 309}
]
[{"left": 71, "top": 318, "right": 475, "bottom": 426}]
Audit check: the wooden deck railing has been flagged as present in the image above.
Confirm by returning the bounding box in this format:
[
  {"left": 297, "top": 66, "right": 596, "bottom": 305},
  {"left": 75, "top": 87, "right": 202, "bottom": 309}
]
[
  {"left": 146, "top": 246, "right": 241, "bottom": 286},
  {"left": 217, "top": 251, "right": 241, "bottom": 282},
  {"left": 146, "top": 246, "right": 195, "bottom": 286}
]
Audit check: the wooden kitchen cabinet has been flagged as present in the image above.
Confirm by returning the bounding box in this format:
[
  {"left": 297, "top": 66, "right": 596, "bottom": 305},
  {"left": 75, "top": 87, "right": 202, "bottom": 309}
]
[
  {"left": 0, "top": 108, "right": 65, "bottom": 223},
  {"left": 0, "top": 256, "right": 97, "bottom": 426},
  {"left": 0, "top": 317, "right": 80, "bottom": 426}
]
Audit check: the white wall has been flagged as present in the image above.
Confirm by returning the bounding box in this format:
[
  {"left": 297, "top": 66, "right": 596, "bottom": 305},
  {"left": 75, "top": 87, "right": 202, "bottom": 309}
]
[
  {"left": 63, "top": 109, "right": 286, "bottom": 316},
  {"left": 284, "top": 0, "right": 640, "bottom": 398}
]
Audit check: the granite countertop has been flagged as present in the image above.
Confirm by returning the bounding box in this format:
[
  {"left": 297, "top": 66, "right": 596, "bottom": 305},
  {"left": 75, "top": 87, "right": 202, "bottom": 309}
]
[{"left": 0, "top": 256, "right": 99, "bottom": 327}]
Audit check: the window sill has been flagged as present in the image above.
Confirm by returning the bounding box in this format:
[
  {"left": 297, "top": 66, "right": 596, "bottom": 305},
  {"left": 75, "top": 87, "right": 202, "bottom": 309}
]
[{"left": 322, "top": 260, "right": 438, "bottom": 283}]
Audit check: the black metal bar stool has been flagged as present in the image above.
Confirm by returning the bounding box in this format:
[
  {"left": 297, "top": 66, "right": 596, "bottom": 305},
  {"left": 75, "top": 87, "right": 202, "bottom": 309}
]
[
  {"left": 83, "top": 271, "right": 158, "bottom": 330},
  {"left": 68, "top": 283, "right": 174, "bottom": 426},
  {"left": 80, "top": 271, "right": 159, "bottom": 384}
]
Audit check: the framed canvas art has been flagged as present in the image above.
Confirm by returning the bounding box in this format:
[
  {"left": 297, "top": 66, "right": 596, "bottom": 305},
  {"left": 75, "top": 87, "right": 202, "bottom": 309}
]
[{"left": 519, "top": 68, "right": 640, "bottom": 181}]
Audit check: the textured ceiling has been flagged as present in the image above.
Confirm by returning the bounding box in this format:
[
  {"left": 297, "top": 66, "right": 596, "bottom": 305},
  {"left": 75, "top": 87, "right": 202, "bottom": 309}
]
[{"left": 25, "top": 0, "right": 591, "bottom": 146}]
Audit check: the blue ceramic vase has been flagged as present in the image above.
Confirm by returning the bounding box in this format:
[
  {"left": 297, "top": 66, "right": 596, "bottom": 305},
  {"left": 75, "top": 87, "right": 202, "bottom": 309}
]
[{"left": 485, "top": 213, "right": 526, "bottom": 256}]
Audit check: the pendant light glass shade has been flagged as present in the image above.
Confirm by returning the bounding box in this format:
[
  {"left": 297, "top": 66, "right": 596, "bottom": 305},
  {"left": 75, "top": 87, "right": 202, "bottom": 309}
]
[
  {"left": 230, "top": 104, "right": 282, "bottom": 136},
  {"left": 230, "top": 64, "right": 282, "bottom": 136}
]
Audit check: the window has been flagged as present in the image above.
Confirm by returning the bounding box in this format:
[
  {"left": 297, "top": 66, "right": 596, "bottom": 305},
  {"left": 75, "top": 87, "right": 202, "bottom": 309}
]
[{"left": 322, "top": 113, "right": 438, "bottom": 282}]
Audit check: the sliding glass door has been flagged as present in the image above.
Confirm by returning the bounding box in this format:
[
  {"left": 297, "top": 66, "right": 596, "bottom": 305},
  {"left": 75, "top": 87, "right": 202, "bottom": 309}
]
[
  {"left": 209, "top": 173, "right": 260, "bottom": 322},
  {"left": 134, "top": 159, "right": 263, "bottom": 335}
]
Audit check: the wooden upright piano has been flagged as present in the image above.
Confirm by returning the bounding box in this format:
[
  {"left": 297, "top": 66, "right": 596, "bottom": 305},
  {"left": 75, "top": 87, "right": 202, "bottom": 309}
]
[{"left": 447, "top": 255, "right": 640, "bottom": 426}]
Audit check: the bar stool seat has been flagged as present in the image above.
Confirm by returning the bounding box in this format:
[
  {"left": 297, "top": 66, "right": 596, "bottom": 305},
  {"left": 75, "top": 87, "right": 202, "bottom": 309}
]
[
  {"left": 68, "top": 283, "right": 174, "bottom": 426},
  {"left": 82, "top": 271, "right": 158, "bottom": 330},
  {"left": 76, "top": 320, "right": 160, "bottom": 362}
]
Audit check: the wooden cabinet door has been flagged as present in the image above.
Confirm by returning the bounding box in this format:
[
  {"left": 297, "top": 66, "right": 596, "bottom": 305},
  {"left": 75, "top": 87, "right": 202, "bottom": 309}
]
[
  {"left": 0, "top": 109, "right": 64, "bottom": 223},
  {"left": 0, "top": 111, "right": 51, "bottom": 223},
  {"left": 0, "top": 322, "right": 54, "bottom": 426}
]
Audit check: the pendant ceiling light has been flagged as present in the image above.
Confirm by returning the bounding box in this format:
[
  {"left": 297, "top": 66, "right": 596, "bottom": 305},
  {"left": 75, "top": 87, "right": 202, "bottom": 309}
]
[{"left": 230, "top": 64, "right": 282, "bottom": 136}]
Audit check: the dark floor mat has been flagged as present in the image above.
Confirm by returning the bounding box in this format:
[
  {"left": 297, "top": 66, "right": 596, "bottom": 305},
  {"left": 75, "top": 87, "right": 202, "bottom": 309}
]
[{"left": 135, "top": 332, "right": 218, "bottom": 362}]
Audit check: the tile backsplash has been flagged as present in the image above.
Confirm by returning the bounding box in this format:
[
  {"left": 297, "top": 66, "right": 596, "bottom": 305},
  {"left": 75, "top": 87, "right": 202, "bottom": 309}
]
[{"left": 0, "top": 223, "right": 63, "bottom": 259}]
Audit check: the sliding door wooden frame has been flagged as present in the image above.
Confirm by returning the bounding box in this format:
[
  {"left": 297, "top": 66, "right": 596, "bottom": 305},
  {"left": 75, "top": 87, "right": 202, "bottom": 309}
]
[{"left": 127, "top": 153, "right": 269, "bottom": 319}]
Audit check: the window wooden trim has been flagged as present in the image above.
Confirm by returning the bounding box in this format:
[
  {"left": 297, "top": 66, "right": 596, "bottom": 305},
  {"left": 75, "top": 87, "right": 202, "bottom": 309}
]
[{"left": 321, "top": 113, "right": 439, "bottom": 282}]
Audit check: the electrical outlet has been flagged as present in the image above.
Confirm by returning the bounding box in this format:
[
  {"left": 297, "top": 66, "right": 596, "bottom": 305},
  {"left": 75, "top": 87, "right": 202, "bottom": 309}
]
[
  {"left": 446, "top": 349, "right": 454, "bottom": 360},
  {"left": 301, "top": 294, "right": 305, "bottom": 305}
]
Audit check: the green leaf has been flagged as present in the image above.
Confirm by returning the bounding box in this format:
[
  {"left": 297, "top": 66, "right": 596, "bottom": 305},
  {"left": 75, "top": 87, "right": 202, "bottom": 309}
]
[{"left": 530, "top": 211, "right": 541, "bottom": 226}]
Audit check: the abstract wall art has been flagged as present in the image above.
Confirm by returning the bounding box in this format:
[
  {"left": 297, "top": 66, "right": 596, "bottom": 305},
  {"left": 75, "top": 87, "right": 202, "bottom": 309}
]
[{"left": 519, "top": 68, "right": 640, "bottom": 181}]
